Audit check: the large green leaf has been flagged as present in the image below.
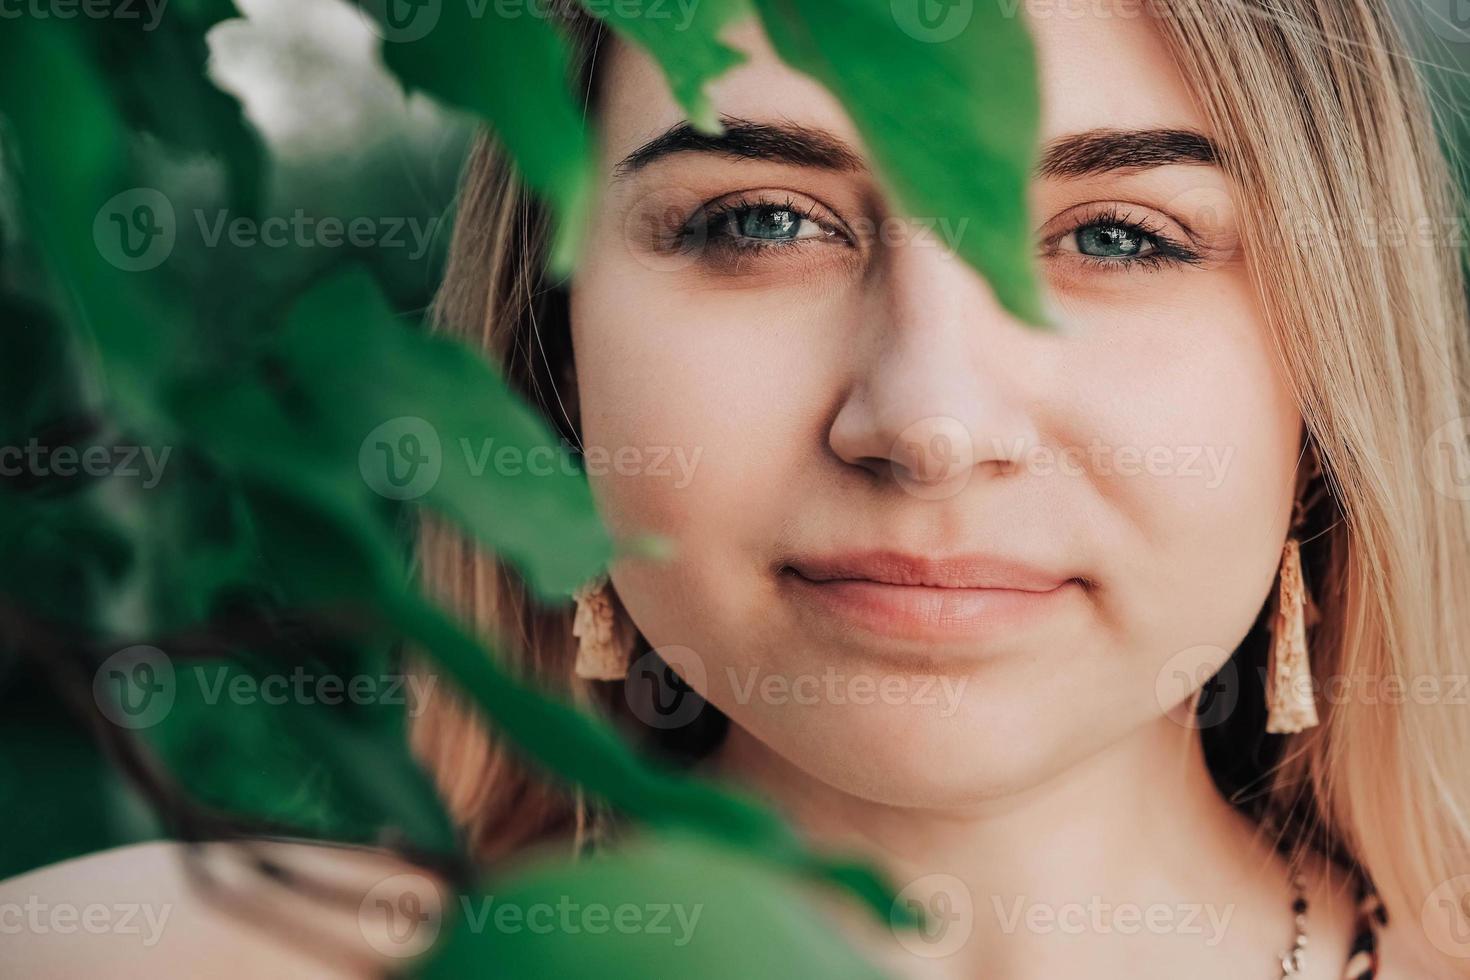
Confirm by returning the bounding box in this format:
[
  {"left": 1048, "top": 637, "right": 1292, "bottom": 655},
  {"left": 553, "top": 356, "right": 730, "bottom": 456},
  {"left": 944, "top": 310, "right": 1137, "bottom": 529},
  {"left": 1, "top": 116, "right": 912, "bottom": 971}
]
[
  {"left": 174, "top": 266, "right": 611, "bottom": 599},
  {"left": 0, "top": 20, "right": 179, "bottom": 422},
  {"left": 79, "top": 0, "right": 266, "bottom": 215},
  {"left": 0, "top": 661, "right": 162, "bottom": 880},
  {"left": 417, "top": 832, "right": 890, "bottom": 978},
  {"left": 750, "top": 0, "right": 1047, "bottom": 326},
  {"left": 576, "top": 0, "right": 750, "bottom": 132},
  {"left": 359, "top": 0, "right": 593, "bottom": 272}
]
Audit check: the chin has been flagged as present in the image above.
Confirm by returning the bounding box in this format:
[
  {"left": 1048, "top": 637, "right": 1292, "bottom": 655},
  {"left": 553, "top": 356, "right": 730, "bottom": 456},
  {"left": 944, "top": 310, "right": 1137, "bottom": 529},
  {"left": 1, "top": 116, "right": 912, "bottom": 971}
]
[{"left": 723, "top": 693, "right": 1087, "bottom": 810}]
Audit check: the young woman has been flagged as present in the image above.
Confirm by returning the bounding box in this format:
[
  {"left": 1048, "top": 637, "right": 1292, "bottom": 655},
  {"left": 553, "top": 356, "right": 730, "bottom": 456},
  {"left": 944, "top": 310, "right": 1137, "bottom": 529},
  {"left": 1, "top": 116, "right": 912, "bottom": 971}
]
[
  {"left": 412, "top": 1, "right": 1470, "bottom": 977},
  {"left": 7, "top": 1, "right": 1467, "bottom": 977}
]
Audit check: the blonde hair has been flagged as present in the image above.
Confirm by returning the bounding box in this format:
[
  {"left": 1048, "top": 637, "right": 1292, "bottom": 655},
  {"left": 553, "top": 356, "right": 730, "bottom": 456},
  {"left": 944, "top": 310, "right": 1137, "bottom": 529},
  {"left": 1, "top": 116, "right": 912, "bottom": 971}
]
[{"left": 411, "top": 0, "right": 1470, "bottom": 940}]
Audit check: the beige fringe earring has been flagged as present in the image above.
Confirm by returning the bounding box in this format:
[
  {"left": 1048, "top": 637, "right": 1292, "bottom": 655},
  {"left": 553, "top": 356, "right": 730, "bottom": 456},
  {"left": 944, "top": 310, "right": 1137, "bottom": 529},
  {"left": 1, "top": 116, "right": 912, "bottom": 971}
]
[
  {"left": 1266, "top": 538, "right": 1319, "bottom": 733},
  {"left": 572, "top": 574, "right": 637, "bottom": 681}
]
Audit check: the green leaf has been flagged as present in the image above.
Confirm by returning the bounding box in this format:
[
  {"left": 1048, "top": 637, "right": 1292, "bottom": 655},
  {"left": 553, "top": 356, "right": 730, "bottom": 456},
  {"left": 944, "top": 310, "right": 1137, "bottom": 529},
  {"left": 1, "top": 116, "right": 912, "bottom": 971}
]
[
  {"left": 174, "top": 266, "right": 612, "bottom": 599},
  {"left": 576, "top": 0, "right": 750, "bottom": 132},
  {"left": 140, "top": 650, "right": 459, "bottom": 854},
  {"left": 192, "top": 418, "right": 902, "bottom": 920},
  {"left": 417, "top": 832, "right": 890, "bottom": 978},
  {"left": 0, "top": 661, "right": 162, "bottom": 880},
  {"left": 750, "top": 0, "right": 1048, "bottom": 326},
  {"left": 385, "top": 588, "right": 902, "bottom": 922},
  {"left": 0, "top": 20, "right": 179, "bottom": 422},
  {"left": 82, "top": 5, "right": 267, "bottom": 215},
  {"left": 360, "top": 0, "right": 594, "bottom": 273}
]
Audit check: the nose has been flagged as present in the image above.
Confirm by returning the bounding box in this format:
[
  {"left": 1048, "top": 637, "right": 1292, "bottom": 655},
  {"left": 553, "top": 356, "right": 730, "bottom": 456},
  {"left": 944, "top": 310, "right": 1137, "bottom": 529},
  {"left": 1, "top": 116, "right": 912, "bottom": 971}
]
[{"left": 827, "top": 227, "right": 1042, "bottom": 497}]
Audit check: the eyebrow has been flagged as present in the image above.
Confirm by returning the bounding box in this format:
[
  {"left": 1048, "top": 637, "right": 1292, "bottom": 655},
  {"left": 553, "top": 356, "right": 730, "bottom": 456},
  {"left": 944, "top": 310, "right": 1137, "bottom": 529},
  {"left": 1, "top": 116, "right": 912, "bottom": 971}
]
[
  {"left": 1037, "top": 127, "right": 1219, "bottom": 178},
  {"left": 614, "top": 117, "right": 865, "bottom": 176},
  {"left": 613, "top": 117, "right": 1218, "bottom": 179}
]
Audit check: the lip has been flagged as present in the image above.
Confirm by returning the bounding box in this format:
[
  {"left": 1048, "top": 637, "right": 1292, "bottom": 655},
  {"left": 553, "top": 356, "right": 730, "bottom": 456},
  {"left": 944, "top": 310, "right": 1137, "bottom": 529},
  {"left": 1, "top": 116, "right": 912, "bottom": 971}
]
[{"left": 778, "top": 549, "right": 1081, "bottom": 643}]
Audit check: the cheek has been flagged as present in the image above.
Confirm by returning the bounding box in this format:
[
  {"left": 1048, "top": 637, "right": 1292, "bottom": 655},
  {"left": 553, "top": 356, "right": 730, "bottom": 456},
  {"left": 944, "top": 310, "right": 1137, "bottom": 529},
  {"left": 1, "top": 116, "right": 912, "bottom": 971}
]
[
  {"left": 1052, "top": 279, "right": 1300, "bottom": 698},
  {"left": 568, "top": 227, "right": 866, "bottom": 547},
  {"left": 570, "top": 271, "right": 801, "bottom": 541},
  {"left": 567, "top": 260, "right": 834, "bottom": 668}
]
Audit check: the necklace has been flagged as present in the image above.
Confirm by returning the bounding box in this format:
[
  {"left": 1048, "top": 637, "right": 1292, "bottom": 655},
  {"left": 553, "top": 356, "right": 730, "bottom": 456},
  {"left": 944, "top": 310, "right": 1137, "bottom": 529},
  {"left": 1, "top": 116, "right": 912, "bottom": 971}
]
[{"left": 1278, "top": 871, "right": 1309, "bottom": 977}]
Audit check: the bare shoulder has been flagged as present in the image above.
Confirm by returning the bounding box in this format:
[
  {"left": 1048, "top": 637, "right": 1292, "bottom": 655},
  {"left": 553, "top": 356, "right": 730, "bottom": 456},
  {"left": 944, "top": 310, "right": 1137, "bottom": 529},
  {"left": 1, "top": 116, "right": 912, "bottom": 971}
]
[{"left": 0, "top": 839, "right": 448, "bottom": 979}]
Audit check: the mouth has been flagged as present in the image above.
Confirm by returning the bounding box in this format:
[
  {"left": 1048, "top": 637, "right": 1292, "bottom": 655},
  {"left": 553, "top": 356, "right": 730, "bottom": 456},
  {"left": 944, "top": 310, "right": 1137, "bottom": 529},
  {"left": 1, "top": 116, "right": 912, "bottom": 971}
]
[{"left": 777, "top": 549, "right": 1084, "bottom": 643}]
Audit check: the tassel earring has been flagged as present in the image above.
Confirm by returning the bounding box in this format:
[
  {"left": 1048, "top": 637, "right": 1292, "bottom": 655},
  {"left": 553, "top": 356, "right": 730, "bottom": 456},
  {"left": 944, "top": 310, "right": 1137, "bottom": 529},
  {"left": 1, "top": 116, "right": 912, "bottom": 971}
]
[
  {"left": 572, "top": 574, "right": 637, "bottom": 681},
  {"left": 1265, "top": 537, "right": 1320, "bottom": 734}
]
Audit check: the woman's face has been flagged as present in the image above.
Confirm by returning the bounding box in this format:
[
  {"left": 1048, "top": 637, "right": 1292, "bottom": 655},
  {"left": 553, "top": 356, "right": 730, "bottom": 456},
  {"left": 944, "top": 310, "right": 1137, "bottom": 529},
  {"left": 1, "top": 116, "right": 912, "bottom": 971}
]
[{"left": 570, "top": 6, "right": 1302, "bottom": 806}]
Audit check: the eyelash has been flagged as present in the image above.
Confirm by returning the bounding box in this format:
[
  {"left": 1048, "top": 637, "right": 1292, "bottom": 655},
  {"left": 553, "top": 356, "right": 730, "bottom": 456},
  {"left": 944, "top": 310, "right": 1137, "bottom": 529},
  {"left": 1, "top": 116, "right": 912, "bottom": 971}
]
[
  {"left": 675, "top": 196, "right": 1203, "bottom": 275},
  {"left": 681, "top": 193, "right": 848, "bottom": 256},
  {"left": 1049, "top": 204, "right": 1203, "bottom": 273}
]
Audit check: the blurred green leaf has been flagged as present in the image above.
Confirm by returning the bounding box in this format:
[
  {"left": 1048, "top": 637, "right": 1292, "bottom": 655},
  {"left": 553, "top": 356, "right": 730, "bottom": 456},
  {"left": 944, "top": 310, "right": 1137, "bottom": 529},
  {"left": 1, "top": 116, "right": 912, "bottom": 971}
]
[
  {"left": 0, "top": 661, "right": 162, "bottom": 880},
  {"left": 751, "top": 0, "right": 1048, "bottom": 326},
  {"left": 143, "top": 651, "right": 459, "bottom": 854},
  {"left": 80, "top": 0, "right": 266, "bottom": 214},
  {"left": 0, "top": 20, "right": 179, "bottom": 422},
  {"left": 360, "top": 0, "right": 594, "bottom": 273},
  {"left": 577, "top": 0, "right": 750, "bottom": 132},
  {"left": 176, "top": 266, "right": 611, "bottom": 599},
  {"left": 419, "top": 832, "right": 890, "bottom": 978}
]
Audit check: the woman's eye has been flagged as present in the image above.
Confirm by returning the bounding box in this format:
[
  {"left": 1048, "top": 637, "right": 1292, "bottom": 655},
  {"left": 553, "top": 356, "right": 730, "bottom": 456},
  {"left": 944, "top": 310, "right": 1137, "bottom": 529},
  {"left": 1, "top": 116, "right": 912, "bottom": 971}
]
[
  {"left": 710, "top": 205, "right": 828, "bottom": 243},
  {"left": 1045, "top": 208, "right": 1203, "bottom": 272},
  {"left": 1073, "top": 222, "right": 1157, "bottom": 259}
]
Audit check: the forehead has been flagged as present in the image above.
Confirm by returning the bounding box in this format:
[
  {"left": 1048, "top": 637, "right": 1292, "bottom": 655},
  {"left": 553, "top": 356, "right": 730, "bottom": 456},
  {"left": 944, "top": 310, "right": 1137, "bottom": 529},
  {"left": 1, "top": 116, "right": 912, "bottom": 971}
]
[{"left": 595, "top": 6, "right": 1208, "bottom": 164}]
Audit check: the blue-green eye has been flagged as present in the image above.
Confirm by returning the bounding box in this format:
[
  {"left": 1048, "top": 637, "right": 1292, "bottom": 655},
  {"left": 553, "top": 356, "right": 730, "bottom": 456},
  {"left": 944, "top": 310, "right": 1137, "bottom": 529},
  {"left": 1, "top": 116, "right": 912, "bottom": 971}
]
[
  {"left": 1075, "top": 222, "right": 1155, "bottom": 258},
  {"left": 705, "top": 201, "right": 830, "bottom": 245},
  {"left": 736, "top": 207, "right": 803, "bottom": 240}
]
